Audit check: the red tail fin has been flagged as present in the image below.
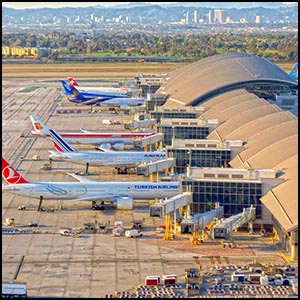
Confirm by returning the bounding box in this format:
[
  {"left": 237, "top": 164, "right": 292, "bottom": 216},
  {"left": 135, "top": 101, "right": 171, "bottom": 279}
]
[
  {"left": 2, "top": 158, "right": 28, "bottom": 184},
  {"left": 67, "top": 77, "right": 79, "bottom": 86}
]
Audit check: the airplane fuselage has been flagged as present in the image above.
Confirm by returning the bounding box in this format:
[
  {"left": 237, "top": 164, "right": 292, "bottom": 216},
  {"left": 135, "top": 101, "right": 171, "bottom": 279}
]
[
  {"left": 2, "top": 181, "right": 180, "bottom": 200},
  {"left": 32, "top": 132, "right": 155, "bottom": 145},
  {"left": 48, "top": 151, "right": 166, "bottom": 167}
]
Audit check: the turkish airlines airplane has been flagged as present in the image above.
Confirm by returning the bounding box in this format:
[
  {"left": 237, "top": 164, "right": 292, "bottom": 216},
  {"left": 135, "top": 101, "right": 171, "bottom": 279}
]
[
  {"left": 48, "top": 128, "right": 166, "bottom": 174},
  {"left": 2, "top": 157, "right": 180, "bottom": 210},
  {"left": 30, "top": 115, "right": 155, "bottom": 150}
]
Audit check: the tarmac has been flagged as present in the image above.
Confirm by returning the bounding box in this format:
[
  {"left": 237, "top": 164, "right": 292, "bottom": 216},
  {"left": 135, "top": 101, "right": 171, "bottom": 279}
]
[{"left": 2, "top": 78, "right": 298, "bottom": 298}]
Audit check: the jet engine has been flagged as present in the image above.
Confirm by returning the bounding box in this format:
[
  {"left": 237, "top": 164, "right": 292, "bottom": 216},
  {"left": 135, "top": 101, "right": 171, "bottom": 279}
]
[
  {"left": 112, "top": 143, "right": 125, "bottom": 151},
  {"left": 113, "top": 197, "right": 133, "bottom": 210}
]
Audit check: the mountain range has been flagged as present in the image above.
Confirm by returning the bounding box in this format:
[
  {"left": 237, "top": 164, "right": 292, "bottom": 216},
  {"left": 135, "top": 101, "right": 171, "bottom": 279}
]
[{"left": 110, "top": 2, "right": 298, "bottom": 9}]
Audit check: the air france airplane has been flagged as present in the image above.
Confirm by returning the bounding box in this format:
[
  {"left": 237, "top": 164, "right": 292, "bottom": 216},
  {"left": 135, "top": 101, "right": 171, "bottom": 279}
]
[
  {"left": 30, "top": 115, "right": 155, "bottom": 150},
  {"left": 2, "top": 157, "right": 180, "bottom": 210},
  {"left": 61, "top": 80, "right": 145, "bottom": 107},
  {"left": 48, "top": 129, "right": 167, "bottom": 174}
]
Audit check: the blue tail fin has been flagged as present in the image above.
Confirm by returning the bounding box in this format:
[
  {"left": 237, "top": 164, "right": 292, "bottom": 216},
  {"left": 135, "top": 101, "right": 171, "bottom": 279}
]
[
  {"left": 289, "top": 63, "right": 298, "bottom": 80},
  {"left": 49, "top": 129, "right": 77, "bottom": 153},
  {"left": 61, "top": 80, "right": 74, "bottom": 95},
  {"left": 61, "top": 80, "right": 88, "bottom": 102}
]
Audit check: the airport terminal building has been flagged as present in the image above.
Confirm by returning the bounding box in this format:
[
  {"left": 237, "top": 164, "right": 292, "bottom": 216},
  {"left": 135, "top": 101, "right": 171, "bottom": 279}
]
[{"left": 151, "top": 53, "right": 298, "bottom": 261}]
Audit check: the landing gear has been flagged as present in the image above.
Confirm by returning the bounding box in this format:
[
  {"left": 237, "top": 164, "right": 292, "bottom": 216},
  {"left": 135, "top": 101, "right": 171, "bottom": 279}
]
[
  {"left": 116, "top": 167, "right": 128, "bottom": 174},
  {"left": 85, "top": 162, "right": 90, "bottom": 174},
  {"left": 92, "top": 201, "right": 105, "bottom": 210},
  {"left": 37, "top": 195, "right": 43, "bottom": 211}
]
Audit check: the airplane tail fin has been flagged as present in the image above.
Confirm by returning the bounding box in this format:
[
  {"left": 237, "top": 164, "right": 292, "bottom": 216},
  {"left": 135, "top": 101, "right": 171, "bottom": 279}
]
[
  {"left": 49, "top": 129, "right": 77, "bottom": 153},
  {"left": 289, "top": 62, "right": 298, "bottom": 80},
  {"left": 2, "top": 158, "right": 28, "bottom": 184},
  {"left": 61, "top": 80, "right": 87, "bottom": 101},
  {"left": 61, "top": 80, "right": 73, "bottom": 95},
  {"left": 30, "top": 115, "right": 50, "bottom": 137},
  {"left": 67, "top": 77, "right": 79, "bottom": 87}
]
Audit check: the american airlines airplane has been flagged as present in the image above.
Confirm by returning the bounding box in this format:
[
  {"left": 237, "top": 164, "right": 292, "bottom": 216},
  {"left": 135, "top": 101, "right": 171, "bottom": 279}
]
[
  {"left": 61, "top": 80, "right": 145, "bottom": 107},
  {"left": 48, "top": 128, "right": 166, "bottom": 174},
  {"left": 2, "top": 157, "right": 180, "bottom": 210},
  {"left": 30, "top": 115, "right": 155, "bottom": 150}
]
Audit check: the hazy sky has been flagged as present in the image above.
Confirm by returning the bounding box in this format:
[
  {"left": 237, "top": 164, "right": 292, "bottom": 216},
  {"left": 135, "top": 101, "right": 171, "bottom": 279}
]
[
  {"left": 2, "top": 2, "right": 297, "bottom": 9},
  {"left": 2, "top": 2, "right": 175, "bottom": 9}
]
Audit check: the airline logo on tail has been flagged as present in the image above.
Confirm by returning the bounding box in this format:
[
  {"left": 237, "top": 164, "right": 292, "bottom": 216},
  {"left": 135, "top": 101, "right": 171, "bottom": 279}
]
[
  {"left": 2, "top": 158, "right": 28, "bottom": 184},
  {"left": 33, "top": 122, "right": 44, "bottom": 131},
  {"left": 67, "top": 77, "right": 79, "bottom": 86},
  {"left": 49, "top": 129, "right": 76, "bottom": 153},
  {"left": 61, "top": 80, "right": 80, "bottom": 96},
  {"left": 289, "top": 62, "right": 298, "bottom": 80},
  {"left": 30, "top": 115, "right": 50, "bottom": 137}
]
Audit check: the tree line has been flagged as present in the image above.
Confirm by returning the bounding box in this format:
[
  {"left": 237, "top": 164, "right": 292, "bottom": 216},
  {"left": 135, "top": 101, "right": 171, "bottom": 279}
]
[{"left": 2, "top": 32, "right": 298, "bottom": 63}]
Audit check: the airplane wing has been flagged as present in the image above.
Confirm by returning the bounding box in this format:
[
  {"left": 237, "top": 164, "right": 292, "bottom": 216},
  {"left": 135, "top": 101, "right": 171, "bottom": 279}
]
[
  {"left": 81, "top": 97, "right": 106, "bottom": 105},
  {"left": 96, "top": 146, "right": 114, "bottom": 152},
  {"left": 79, "top": 128, "right": 94, "bottom": 133},
  {"left": 75, "top": 194, "right": 121, "bottom": 201},
  {"left": 67, "top": 173, "right": 97, "bottom": 182}
]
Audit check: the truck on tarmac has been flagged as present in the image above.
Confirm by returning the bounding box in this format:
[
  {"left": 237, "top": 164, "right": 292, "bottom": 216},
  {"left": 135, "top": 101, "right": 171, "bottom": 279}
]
[{"left": 125, "top": 229, "right": 143, "bottom": 238}]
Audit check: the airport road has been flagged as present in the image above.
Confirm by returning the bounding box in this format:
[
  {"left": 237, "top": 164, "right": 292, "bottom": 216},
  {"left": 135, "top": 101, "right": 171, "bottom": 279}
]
[{"left": 2, "top": 78, "right": 295, "bottom": 298}]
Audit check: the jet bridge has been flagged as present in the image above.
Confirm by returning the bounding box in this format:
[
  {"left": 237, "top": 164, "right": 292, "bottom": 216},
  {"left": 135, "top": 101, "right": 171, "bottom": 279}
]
[
  {"left": 124, "top": 119, "right": 157, "bottom": 131},
  {"left": 136, "top": 158, "right": 176, "bottom": 176},
  {"left": 149, "top": 192, "right": 192, "bottom": 218},
  {"left": 134, "top": 133, "right": 164, "bottom": 151},
  {"left": 212, "top": 206, "right": 256, "bottom": 239},
  {"left": 180, "top": 206, "right": 224, "bottom": 234}
]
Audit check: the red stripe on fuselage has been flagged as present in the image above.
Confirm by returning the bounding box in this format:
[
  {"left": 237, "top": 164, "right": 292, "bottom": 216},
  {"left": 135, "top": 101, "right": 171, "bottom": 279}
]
[{"left": 33, "top": 132, "right": 155, "bottom": 139}]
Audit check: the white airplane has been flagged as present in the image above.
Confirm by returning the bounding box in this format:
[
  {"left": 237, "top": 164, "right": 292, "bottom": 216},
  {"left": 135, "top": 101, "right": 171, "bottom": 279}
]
[
  {"left": 2, "top": 157, "right": 180, "bottom": 210},
  {"left": 48, "top": 128, "right": 166, "bottom": 174},
  {"left": 30, "top": 115, "right": 155, "bottom": 150},
  {"left": 67, "top": 77, "right": 133, "bottom": 95}
]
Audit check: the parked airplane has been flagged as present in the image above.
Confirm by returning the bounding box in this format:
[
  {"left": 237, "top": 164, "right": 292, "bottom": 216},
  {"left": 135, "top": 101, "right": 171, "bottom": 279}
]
[
  {"left": 2, "top": 157, "right": 180, "bottom": 210},
  {"left": 48, "top": 128, "right": 166, "bottom": 174},
  {"left": 30, "top": 115, "right": 155, "bottom": 150},
  {"left": 289, "top": 62, "right": 298, "bottom": 81},
  {"left": 67, "top": 77, "right": 131, "bottom": 95},
  {"left": 61, "top": 80, "right": 145, "bottom": 107}
]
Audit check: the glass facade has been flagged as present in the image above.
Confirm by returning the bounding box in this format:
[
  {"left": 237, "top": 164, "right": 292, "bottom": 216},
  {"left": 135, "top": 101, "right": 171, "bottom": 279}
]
[
  {"left": 182, "top": 180, "right": 262, "bottom": 219},
  {"left": 151, "top": 112, "right": 197, "bottom": 123},
  {"left": 168, "top": 149, "right": 231, "bottom": 173},
  {"left": 158, "top": 126, "right": 210, "bottom": 145}
]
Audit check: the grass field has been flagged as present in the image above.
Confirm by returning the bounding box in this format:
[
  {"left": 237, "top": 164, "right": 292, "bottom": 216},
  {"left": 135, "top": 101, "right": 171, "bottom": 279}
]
[{"left": 2, "top": 62, "right": 294, "bottom": 79}]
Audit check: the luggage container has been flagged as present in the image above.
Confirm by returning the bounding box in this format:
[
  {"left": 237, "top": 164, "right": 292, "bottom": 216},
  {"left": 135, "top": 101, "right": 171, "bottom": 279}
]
[
  {"left": 162, "top": 274, "right": 177, "bottom": 285},
  {"left": 231, "top": 272, "right": 247, "bottom": 282},
  {"left": 145, "top": 276, "right": 160, "bottom": 286}
]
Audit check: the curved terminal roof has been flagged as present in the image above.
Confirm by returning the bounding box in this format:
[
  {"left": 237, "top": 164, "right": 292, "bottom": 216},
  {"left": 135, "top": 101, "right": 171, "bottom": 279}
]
[
  {"left": 159, "top": 53, "right": 297, "bottom": 107},
  {"left": 208, "top": 109, "right": 296, "bottom": 141},
  {"left": 231, "top": 120, "right": 298, "bottom": 165},
  {"left": 260, "top": 155, "right": 298, "bottom": 232},
  {"left": 207, "top": 103, "right": 282, "bottom": 139},
  {"left": 202, "top": 95, "right": 268, "bottom": 124},
  {"left": 159, "top": 53, "right": 298, "bottom": 233}
]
